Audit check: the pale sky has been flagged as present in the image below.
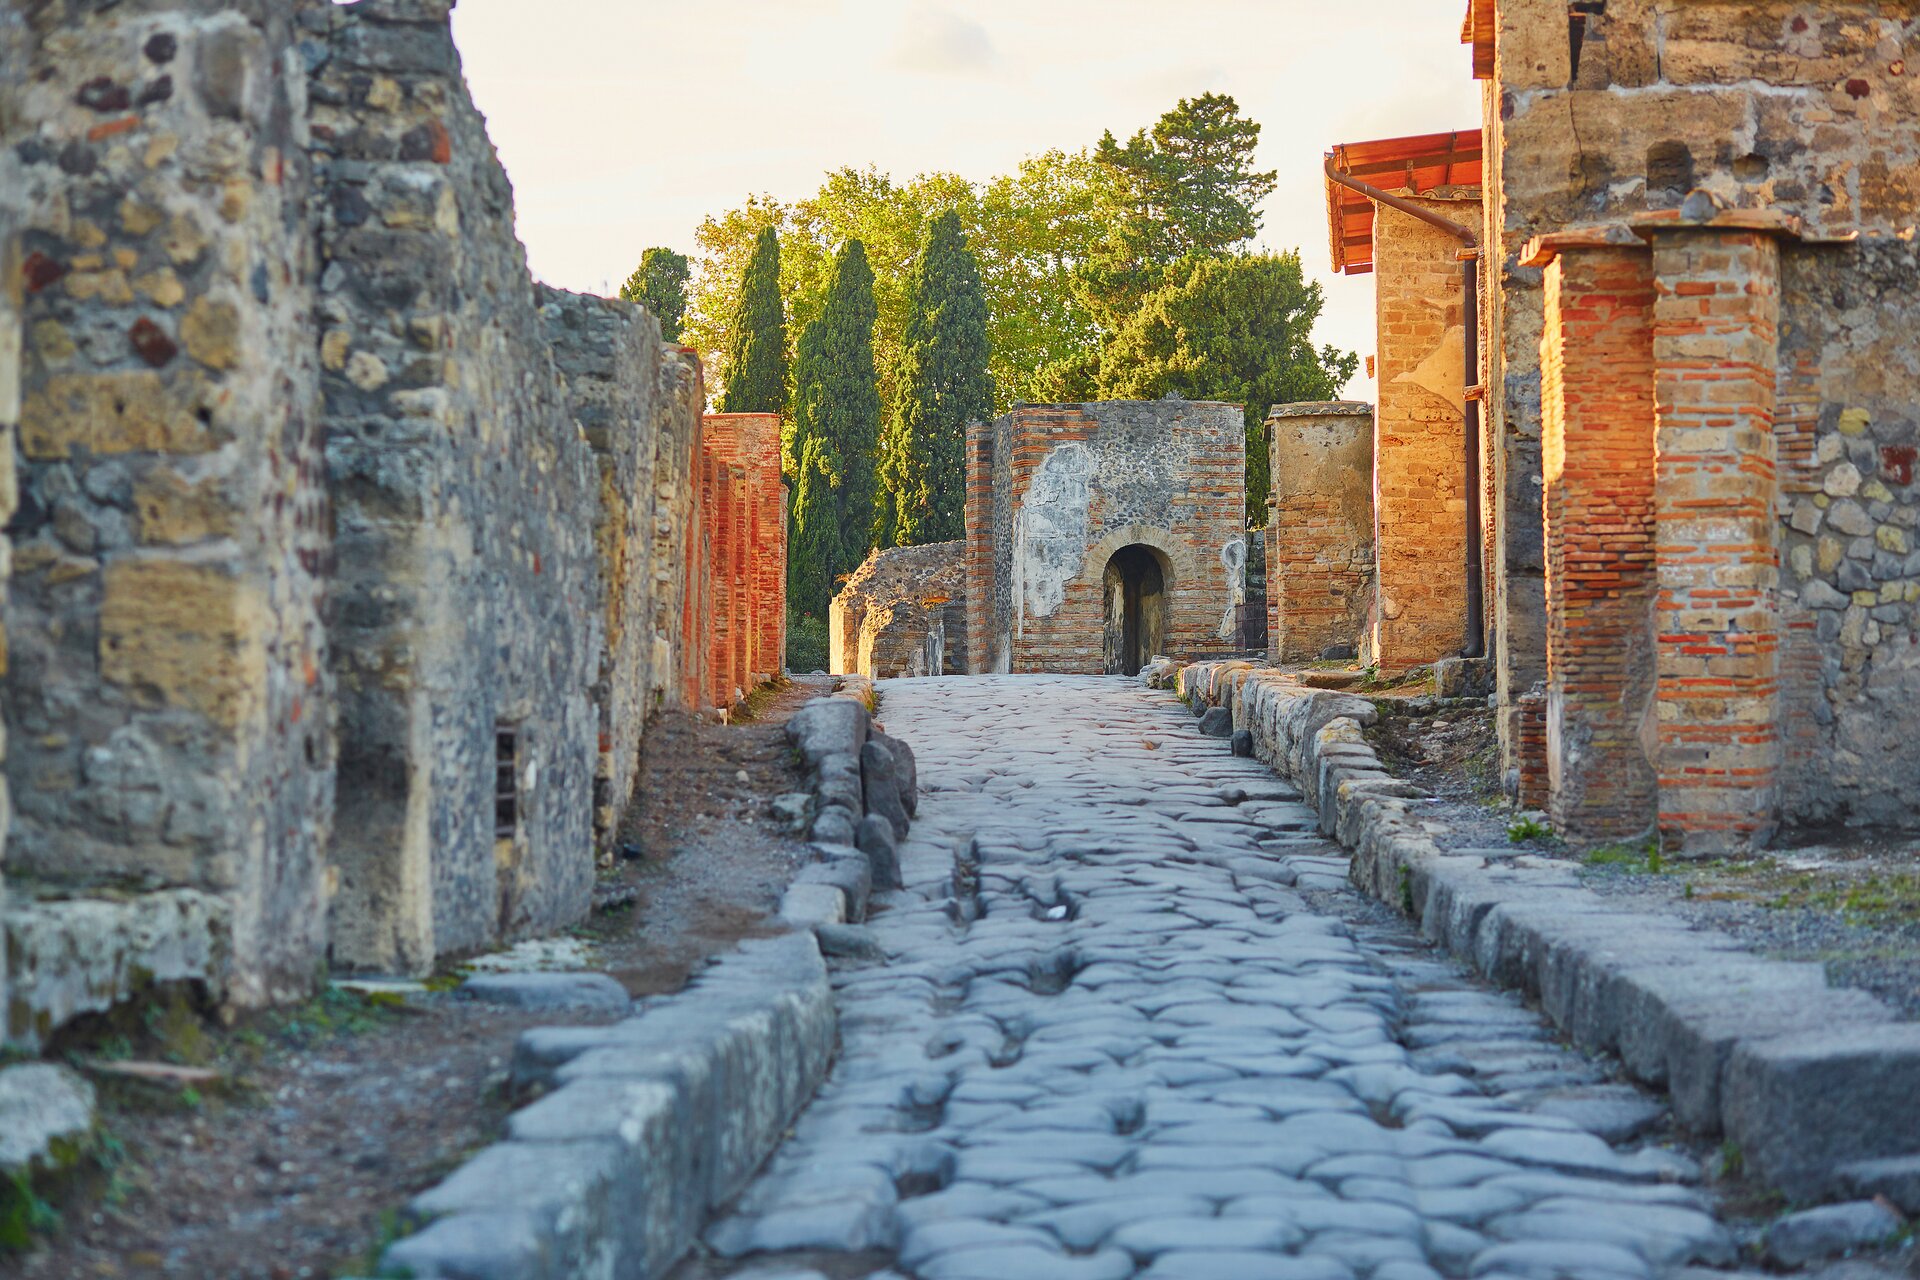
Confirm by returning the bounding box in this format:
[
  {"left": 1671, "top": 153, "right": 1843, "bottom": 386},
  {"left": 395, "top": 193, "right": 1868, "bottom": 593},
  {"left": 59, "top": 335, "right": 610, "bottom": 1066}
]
[{"left": 449, "top": 1, "right": 1481, "bottom": 401}]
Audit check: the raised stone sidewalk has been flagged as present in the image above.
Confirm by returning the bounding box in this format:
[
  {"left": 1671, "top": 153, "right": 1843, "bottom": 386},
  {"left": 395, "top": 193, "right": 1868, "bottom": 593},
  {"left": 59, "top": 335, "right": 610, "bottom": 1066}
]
[{"left": 1174, "top": 659, "right": 1920, "bottom": 1204}]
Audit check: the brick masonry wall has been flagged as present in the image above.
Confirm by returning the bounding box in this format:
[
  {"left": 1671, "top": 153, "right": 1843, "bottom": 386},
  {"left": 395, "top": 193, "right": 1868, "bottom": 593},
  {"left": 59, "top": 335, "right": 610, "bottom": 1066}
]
[
  {"left": 969, "top": 401, "right": 1246, "bottom": 674},
  {"left": 539, "top": 287, "right": 663, "bottom": 856},
  {"left": 1649, "top": 230, "right": 1782, "bottom": 854},
  {"left": 1540, "top": 248, "right": 1659, "bottom": 839},
  {"left": 2, "top": 0, "right": 335, "bottom": 1011},
  {"left": 0, "top": 135, "right": 19, "bottom": 1035},
  {"left": 702, "top": 413, "right": 785, "bottom": 688},
  {"left": 1266, "top": 402, "right": 1374, "bottom": 663},
  {"left": 1487, "top": 0, "right": 1920, "bottom": 805},
  {"left": 313, "top": 0, "right": 600, "bottom": 969},
  {"left": 1372, "top": 196, "right": 1479, "bottom": 672}
]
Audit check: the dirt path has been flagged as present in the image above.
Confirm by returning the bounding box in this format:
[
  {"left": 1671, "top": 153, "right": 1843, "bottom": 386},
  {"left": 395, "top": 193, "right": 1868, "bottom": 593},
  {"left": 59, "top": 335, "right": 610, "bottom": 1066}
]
[{"left": 14, "top": 678, "right": 825, "bottom": 1280}]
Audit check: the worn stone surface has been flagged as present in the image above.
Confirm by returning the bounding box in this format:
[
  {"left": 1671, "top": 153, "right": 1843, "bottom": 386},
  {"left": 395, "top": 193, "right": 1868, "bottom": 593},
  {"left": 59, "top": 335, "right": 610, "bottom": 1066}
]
[
  {"left": 458, "top": 970, "right": 631, "bottom": 1015},
  {"left": 965, "top": 401, "right": 1247, "bottom": 676},
  {"left": 1766, "top": 1201, "right": 1904, "bottom": 1269},
  {"left": 1182, "top": 658, "right": 1920, "bottom": 1202},
  {"left": 0, "top": 1063, "right": 95, "bottom": 1174},
  {"left": 703, "top": 675, "right": 1736, "bottom": 1278},
  {"left": 392, "top": 932, "right": 834, "bottom": 1279}
]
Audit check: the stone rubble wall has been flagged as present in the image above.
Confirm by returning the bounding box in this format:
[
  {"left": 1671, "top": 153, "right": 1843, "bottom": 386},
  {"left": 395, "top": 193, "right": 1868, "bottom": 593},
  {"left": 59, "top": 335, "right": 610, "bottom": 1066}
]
[
  {"left": 1, "top": 0, "right": 337, "bottom": 1033},
  {"left": 311, "top": 0, "right": 601, "bottom": 972},
  {"left": 829, "top": 539, "right": 966, "bottom": 679},
  {"left": 0, "top": 0, "right": 770, "bottom": 1046},
  {"left": 1265, "top": 402, "right": 1373, "bottom": 664},
  {"left": 539, "top": 286, "right": 663, "bottom": 855},
  {"left": 1175, "top": 657, "right": 1920, "bottom": 1201}
]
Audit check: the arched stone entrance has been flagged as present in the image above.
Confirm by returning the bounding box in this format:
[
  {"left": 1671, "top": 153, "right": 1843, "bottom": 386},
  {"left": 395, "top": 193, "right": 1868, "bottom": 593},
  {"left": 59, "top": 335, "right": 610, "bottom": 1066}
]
[{"left": 1102, "top": 544, "right": 1168, "bottom": 676}]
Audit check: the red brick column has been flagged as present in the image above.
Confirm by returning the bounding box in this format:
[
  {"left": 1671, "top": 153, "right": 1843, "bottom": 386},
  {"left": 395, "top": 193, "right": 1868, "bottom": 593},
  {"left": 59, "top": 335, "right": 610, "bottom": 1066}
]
[
  {"left": 728, "top": 462, "right": 750, "bottom": 696},
  {"left": 964, "top": 418, "right": 993, "bottom": 673},
  {"left": 701, "top": 414, "right": 785, "bottom": 679},
  {"left": 1540, "top": 246, "right": 1659, "bottom": 838},
  {"left": 1650, "top": 230, "right": 1782, "bottom": 853}
]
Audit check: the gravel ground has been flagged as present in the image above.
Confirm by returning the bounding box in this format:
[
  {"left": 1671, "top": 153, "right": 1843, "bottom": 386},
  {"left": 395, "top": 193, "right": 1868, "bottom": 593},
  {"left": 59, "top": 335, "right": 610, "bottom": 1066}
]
[{"left": 1365, "top": 699, "right": 1920, "bottom": 1021}]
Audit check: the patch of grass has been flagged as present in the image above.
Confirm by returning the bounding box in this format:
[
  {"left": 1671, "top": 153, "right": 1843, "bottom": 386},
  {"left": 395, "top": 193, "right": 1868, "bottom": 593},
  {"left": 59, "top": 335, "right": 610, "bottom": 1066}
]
[
  {"left": 1584, "top": 838, "right": 1665, "bottom": 874},
  {"left": 1506, "top": 814, "right": 1553, "bottom": 843},
  {"left": 1764, "top": 871, "right": 1920, "bottom": 924},
  {"left": 261, "top": 984, "right": 402, "bottom": 1050},
  {"left": 1398, "top": 865, "right": 1416, "bottom": 915}
]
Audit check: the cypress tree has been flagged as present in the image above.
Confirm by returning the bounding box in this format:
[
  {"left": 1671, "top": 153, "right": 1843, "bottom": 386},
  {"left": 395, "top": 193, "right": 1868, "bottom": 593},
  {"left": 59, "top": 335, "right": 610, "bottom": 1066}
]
[
  {"left": 719, "top": 225, "right": 788, "bottom": 419},
  {"left": 618, "top": 247, "right": 690, "bottom": 341},
  {"left": 880, "top": 211, "right": 993, "bottom": 547},
  {"left": 785, "top": 239, "right": 880, "bottom": 618}
]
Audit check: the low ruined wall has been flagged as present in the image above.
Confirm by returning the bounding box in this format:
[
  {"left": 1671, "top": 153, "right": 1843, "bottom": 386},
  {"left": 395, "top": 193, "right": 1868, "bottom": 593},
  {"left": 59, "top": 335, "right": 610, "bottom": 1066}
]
[
  {"left": 1266, "top": 402, "right": 1373, "bottom": 663},
  {"left": 540, "top": 287, "right": 663, "bottom": 855},
  {"left": 830, "top": 540, "right": 966, "bottom": 679},
  {"left": 2, "top": 0, "right": 335, "bottom": 1030}
]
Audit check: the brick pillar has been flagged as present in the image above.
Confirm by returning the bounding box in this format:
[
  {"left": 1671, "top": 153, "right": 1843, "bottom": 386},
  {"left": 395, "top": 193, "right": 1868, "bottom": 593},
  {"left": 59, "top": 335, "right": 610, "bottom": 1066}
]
[
  {"left": 1540, "top": 247, "right": 1659, "bottom": 838},
  {"left": 1650, "top": 230, "right": 1782, "bottom": 853},
  {"left": 1267, "top": 402, "right": 1374, "bottom": 662},
  {"left": 964, "top": 417, "right": 995, "bottom": 674},
  {"left": 728, "top": 462, "right": 749, "bottom": 698}
]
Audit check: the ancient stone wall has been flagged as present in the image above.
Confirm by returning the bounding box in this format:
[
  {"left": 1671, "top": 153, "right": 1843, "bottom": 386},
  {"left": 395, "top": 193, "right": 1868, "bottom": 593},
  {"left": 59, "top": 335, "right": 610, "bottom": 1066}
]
[
  {"left": 0, "top": 0, "right": 763, "bottom": 1044},
  {"left": 1483, "top": 0, "right": 1920, "bottom": 793},
  {"left": 539, "top": 287, "right": 662, "bottom": 854},
  {"left": 1773, "top": 239, "right": 1920, "bottom": 829},
  {"left": 2, "top": 0, "right": 336, "bottom": 1030},
  {"left": 830, "top": 541, "right": 966, "bottom": 680},
  {"left": 1372, "top": 194, "right": 1479, "bottom": 672},
  {"left": 965, "top": 400, "right": 1244, "bottom": 674},
  {"left": 1265, "top": 402, "right": 1373, "bottom": 664},
  {"left": 313, "top": 0, "right": 606, "bottom": 971}
]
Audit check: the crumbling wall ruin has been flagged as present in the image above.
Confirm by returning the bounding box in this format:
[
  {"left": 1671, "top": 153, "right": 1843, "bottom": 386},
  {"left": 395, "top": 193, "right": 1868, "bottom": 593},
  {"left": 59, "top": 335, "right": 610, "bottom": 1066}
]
[
  {"left": 1265, "top": 402, "right": 1372, "bottom": 664},
  {"left": 830, "top": 540, "right": 967, "bottom": 680},
  {"left": 0, "top": 0, "right": 776, "bottom": 1045}
]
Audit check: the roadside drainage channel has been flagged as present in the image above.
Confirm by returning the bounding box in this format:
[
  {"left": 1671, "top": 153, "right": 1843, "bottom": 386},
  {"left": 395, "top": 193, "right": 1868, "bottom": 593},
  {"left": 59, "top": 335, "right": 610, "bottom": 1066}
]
[
  {"left": 1171, "top": 659, "right": 1920, "bottom": 1207},
  {"left": 368, "top": 686, "right": 918, "bottom": 1279}
]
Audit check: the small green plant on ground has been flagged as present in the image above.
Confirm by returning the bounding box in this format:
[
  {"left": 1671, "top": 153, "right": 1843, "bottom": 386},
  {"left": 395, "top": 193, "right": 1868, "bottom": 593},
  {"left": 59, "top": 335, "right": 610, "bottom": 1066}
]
[
  {"left": 1584, "top": 837, "right": 1664, "bottom": 873},
  {"left": 1398, "top": 865, "right": 1415, "bottom": 915},
  {"left": 1506, "top": 814, "right": 1552, "bottom": 843}
]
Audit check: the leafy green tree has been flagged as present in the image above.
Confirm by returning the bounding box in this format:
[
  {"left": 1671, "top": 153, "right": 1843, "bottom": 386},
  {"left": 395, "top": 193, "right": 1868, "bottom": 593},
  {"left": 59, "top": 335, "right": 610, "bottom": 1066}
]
[
  {"left": 786, "top": 240, "right": 881, "bottom": 618},
  {"left": 879, "top": 211, "right": 993, "bottom": 547},
  {"left": 1096, "top": 252, "right": 1358, "bottom": 525},
  {"left": 718, "top": 226, "right": 787, "bottom": 421},
  {"left": 1083, "top": 92, "right": 1278, "bottom": 328},
  {"left": 619, "top": 247, "right": 690, "bottom": 341}
]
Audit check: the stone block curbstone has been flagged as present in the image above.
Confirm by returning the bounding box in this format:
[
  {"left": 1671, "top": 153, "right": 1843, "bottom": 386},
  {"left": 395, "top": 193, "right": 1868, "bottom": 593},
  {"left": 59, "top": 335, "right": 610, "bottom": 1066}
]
[
  {"left": 856, "top": 814, "right": 903, "bottom": 890},
  {"left": 458, "top": 971, "right": 631, "bottom": 1015},
  {"left": 861, "top": 739, "right": 910, "bottom": 838}
]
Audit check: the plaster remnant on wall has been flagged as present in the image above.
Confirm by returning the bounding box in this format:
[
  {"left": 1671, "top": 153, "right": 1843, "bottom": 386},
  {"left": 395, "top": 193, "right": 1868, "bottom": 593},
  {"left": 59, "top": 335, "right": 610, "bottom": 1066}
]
[
  {"left": 1395, "top": 323, "right": 1466, "bottom": 412},
  {"left": 1014, "top": 441, "right": 1094, "bottom": 623}
]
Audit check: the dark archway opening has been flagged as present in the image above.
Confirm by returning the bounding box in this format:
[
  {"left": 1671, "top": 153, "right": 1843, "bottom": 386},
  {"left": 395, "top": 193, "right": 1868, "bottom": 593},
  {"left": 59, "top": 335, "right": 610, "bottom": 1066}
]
[{"left": 1102, "top": 544, "right": 1167, "bottom": 676}]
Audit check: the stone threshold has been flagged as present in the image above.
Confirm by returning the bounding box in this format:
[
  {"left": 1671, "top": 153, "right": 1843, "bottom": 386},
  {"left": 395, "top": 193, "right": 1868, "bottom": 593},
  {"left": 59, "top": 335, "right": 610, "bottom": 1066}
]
[{"left": 1171, "top": 658, "right": 1920, "bottom": 1208}]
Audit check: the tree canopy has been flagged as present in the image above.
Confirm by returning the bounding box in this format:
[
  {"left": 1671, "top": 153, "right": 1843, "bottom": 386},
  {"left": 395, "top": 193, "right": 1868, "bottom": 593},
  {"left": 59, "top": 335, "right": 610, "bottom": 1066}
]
[
  {"left": 786, "top": 240, "right": 881, "bottom": 619},
  {"left": 618, "top": 247, "right": 690, "bottom": 342},
  {"left": 717, "top": 226, "right": 787, "bottom": 420},
  {"left": 879, "top": 210, "right": 993, "bottom": 548}
]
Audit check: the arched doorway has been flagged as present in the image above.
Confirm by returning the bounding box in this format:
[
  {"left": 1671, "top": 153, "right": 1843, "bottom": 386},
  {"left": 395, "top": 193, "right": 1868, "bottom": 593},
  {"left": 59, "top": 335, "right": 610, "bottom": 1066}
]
[{"left": 1102, "top": 544, "right": 1167, "bottom": 676}]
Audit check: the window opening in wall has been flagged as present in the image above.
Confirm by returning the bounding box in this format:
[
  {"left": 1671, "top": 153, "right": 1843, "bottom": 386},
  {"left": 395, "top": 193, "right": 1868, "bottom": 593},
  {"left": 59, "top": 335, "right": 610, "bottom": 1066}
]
[
  {"left": 495, "top": 725, "right": 519, "bottom": 838},
  {"left": 1568, "top": 0, "right": 1604, "bottom": 83}
]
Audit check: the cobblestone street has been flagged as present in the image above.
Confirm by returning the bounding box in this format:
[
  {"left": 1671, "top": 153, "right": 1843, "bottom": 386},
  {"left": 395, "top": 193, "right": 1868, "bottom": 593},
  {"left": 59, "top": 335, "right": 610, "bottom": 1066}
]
[{"left": 702, "top": 676, "right": 1733, "bottom": 1280}]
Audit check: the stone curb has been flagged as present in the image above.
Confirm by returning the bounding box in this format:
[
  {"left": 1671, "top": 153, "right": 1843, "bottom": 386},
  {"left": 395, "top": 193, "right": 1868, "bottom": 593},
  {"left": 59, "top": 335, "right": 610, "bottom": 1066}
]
[
  {"left": 381, "top": 932, "right": 836, "bottom": 1280},
  {"left": 1175, "top": 659, "right": 1920, "bottom": 1204},
  {"left": 780, "top": 690, "right": 915, "bottom": 926}
]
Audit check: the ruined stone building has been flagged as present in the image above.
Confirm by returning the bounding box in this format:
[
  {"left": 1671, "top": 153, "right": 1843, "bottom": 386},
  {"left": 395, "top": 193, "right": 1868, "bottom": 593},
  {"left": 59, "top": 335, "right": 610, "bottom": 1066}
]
[
  {"left": 964, "top": 400, "right": 1248, "bottom": 676},
  {"left": 0, "top": 0, "right": 785, "bottom": 1048},
  {"left": 1285, "top": 1, "right": 1920, "bottom": 853},
  {"left": 829, "top": 540, "right": 967, "bottom": 680}
]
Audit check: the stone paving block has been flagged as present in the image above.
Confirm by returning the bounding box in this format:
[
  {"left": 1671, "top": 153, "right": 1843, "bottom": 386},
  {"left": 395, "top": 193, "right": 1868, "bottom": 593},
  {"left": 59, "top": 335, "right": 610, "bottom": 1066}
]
[
  {"left": 1765, "top": 1199, "right": 1905, "bottom": 1267},
  {"left": 1724, "top": 1021, "right": 1920, "bottom": 1198},
  {"left": 458, "top": 970, "right": 631, "bottom": 1015}
]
